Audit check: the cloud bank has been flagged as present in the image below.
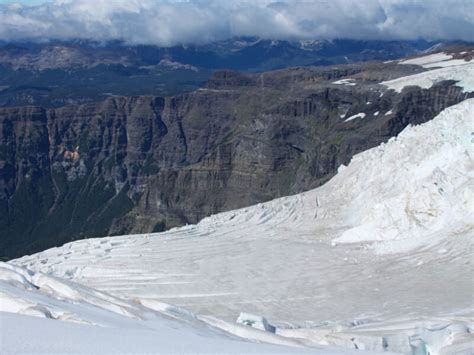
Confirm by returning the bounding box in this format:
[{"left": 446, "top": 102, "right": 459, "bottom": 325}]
[{"left": 0, "top": 0, "right": 473, "bottom": 45}]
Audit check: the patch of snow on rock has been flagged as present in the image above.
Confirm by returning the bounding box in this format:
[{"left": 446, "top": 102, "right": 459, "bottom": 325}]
[
  {"left": 332, "top": 78, "right": 356, "bottom": 86},
  {"left": 399, "top": 52, "right": 453, "bottom": 67},
  {"left": 382, "top": 61, "right": 474, "bottom": 93},
  {"left": 344, "top": 112, "right": 366, "bottom": 122},
  {"left": 158, "top": 59, "right": 199, "bottom": 72},
  {"left": 399, "top": 52, "right": 472, "bottom": 69}
]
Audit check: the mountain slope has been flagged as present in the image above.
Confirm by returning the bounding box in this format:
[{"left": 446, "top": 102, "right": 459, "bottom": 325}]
[
  {"left": 10, "top": 98, "right": 474, "bottom": 354},
  {"left": 1, "top": 49, "right": 473, "bottom": 259}
]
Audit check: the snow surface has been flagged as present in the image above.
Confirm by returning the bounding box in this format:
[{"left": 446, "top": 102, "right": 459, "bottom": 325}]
[
  {"left": 7, "top": 99, "right": 474, "bottom": 354},
  {"left": 423, "top": 59, "right": 471, "bottom": 69},
  {"left": 399, "top": 52, "right": 454, "bottom": 67},
  {"left": 0, "top": 262, "right": 335, "bottom": 354},
  {"left": 382, "top": 60, "right": 474, "bottom": 93},
  {"left": 399, "top": 52, "right": 472, "bottom": 69}
]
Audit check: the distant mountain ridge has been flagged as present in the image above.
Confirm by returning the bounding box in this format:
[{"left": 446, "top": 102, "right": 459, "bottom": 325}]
[
  {"left": 0, "top": 37, "right": 448, "bottom": 108},
  {"left": 0, "top": 37, "right": 439, "bottom": 71}
]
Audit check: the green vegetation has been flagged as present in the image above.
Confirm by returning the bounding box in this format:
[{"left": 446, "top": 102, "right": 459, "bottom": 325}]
[
  {"left": 0, "top": 64, "right": 211, "bottom": 107},
  {"left": 0, "top": 166, "right": 134, "bottom": 260}
]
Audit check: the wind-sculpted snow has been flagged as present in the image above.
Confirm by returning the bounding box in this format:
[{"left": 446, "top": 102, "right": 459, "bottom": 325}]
[
  {"left": 0, "top": 262, "right": 325, "bottom": 353},
  {"left": 8, "top": 99, "right": 474, "bottom": 353}
]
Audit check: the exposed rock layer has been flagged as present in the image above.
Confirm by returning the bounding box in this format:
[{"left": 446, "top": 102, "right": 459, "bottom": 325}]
[{"left": 0, "top": 62, "right": 471, "bottom": 258}]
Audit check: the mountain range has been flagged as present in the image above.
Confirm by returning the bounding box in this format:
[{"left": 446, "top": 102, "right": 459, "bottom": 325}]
[{"left": 0, "top": 38, "right": 442, "bottom": 107}]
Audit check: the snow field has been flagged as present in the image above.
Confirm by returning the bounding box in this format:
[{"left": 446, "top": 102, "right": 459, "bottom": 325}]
[{"left": 382, "top": 60, "right": 474, "bottom": 93}]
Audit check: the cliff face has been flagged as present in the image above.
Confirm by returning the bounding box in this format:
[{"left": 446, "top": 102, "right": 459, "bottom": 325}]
[{"left": 0, "top": 62, "right": 471, "bottom": 258}]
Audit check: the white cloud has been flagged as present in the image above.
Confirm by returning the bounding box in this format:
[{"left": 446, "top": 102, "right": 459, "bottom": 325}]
[{"left": 0, "top": 0, "right": 472, "bottom": 45}]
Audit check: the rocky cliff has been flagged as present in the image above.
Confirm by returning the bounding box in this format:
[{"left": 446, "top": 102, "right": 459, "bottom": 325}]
[{"left": 0, "top": 60, "right": 472, "bottom": 259}]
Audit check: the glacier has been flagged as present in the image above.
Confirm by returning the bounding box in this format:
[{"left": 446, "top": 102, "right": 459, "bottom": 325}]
[{"left": 2, "top": 63, "right": 474, "bottom": 353}]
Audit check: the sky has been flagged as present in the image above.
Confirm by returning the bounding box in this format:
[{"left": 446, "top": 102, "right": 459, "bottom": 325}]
[
  {"left": 0, "top": 0, "right": 473, "bottom": 46},
  {"left": 0, "top": 0, "right": 51, "bottom": 4}
]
